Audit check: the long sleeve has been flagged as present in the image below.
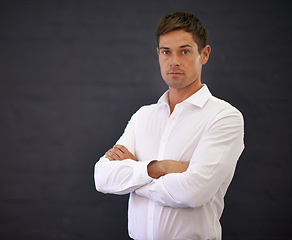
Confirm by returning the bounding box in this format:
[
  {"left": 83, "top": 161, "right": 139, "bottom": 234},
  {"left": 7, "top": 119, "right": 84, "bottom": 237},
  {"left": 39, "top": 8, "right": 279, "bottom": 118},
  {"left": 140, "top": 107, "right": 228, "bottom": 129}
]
[
  {"left": 94, "top": 111, "right": 153, "bottom": 195},
  {"left": 95, "top": 86, "right": 245, "bottom": 239},
  {"left": 135, "top": 108, "right": 244, "bottom": 208}
]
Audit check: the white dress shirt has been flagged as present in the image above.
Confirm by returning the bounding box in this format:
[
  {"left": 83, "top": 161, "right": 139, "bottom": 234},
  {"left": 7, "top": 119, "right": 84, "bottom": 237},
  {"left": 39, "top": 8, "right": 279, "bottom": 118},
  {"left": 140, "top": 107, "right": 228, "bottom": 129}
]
[{"left": 94, "top": 85, "right": 244, "bottom": 240}]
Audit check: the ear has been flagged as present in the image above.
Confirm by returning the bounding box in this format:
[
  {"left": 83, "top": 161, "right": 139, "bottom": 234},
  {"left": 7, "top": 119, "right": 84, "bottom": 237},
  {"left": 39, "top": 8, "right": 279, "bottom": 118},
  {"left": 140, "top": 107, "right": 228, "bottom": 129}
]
[
  {"left": 200, "top": 45, "right": 211, "bottom": 65},
  {"left": 157, "top": 47, "right": 160, "bottom": 55}
]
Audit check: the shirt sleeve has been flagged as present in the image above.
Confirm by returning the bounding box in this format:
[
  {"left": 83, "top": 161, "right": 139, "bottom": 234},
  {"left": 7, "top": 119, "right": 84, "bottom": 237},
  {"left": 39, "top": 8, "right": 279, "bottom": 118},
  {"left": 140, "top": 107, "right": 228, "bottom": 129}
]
[
  {"left": 135, "top": 108, "right": 244, "bottom": 208},
  {"left": 94, "top": 110, "right": 153, "bottom": 195}
]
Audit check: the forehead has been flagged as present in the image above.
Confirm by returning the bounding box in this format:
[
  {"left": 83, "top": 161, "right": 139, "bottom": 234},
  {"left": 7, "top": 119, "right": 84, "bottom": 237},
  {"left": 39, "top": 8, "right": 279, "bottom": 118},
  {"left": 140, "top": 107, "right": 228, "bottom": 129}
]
[{"left": 159, "top": 29, "right": 198, "bottom": 49}]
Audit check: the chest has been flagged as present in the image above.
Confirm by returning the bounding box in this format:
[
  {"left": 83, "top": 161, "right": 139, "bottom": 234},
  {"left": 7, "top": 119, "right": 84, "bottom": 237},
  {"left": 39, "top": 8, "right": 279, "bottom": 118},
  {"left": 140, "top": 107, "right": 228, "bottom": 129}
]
[{"left": 135, "top": 106, "right": 214, "bottom": 162}]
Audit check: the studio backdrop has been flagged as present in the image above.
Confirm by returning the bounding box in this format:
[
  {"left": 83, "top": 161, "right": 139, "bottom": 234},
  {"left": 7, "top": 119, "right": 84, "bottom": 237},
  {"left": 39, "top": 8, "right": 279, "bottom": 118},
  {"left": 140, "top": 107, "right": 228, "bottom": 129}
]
[{"left": 0, "top": 0, "right": 291, "bottom": 239}]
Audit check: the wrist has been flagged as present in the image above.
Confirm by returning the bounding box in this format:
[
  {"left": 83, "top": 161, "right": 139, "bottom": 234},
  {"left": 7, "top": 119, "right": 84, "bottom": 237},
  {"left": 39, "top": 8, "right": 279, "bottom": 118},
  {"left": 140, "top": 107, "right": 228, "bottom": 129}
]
[{"left": 147, "top": 160, "right": 165, "bottom": 179}]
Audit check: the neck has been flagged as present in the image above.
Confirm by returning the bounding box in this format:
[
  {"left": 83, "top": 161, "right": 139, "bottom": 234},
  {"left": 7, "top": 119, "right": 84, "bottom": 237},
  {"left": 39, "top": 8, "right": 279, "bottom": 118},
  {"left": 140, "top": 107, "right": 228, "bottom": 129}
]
[{"left": 168, "top": 83, "right": 203, "bottom": 113}]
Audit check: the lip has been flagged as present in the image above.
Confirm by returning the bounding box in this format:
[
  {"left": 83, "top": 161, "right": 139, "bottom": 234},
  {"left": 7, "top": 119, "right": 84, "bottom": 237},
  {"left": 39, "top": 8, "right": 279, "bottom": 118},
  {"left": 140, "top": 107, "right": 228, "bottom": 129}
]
[{"left": 168, "top": 72, "right": 184, "bottom": 75}]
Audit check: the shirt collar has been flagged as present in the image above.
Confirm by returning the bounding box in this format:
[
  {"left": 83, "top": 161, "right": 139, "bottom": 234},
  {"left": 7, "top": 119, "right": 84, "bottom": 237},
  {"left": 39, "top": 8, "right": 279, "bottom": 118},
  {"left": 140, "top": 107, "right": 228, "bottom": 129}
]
[{"left": 158, "top": 84, "right": 212, "bottom": 108}]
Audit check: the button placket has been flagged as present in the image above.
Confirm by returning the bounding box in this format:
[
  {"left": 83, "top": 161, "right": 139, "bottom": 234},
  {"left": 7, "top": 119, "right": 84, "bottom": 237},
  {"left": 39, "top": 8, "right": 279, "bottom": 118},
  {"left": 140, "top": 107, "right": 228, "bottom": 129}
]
[
  {"left": 147, "top": 200, "right": 155, "bottom": 240},
  {"left": 158, "top": 112, "right": 177, "bottom": 159}
]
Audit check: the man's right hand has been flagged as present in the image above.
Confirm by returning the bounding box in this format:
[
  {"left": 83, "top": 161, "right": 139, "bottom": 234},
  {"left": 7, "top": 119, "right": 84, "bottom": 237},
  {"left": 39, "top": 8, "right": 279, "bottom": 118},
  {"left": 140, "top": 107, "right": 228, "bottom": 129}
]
[{"left": 147, "top": 160, "right": 189, "bottom": 179}]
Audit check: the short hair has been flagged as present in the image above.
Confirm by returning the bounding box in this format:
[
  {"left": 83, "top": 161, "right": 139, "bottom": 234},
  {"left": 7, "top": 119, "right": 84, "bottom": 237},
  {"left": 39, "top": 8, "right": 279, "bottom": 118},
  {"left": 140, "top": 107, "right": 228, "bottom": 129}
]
[{"left": 155, "top": 12, "right": 208, "bottom": 53}]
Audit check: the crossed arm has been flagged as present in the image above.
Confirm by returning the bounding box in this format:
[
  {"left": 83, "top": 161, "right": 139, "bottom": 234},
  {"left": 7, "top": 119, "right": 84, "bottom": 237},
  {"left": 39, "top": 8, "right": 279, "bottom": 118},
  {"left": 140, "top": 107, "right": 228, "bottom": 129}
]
[
  {"left": 106, "top": 144, "right": 189, "bottom": 179},
  {"left": 95, "top": 108, "right": 244, "bottom": 208}
]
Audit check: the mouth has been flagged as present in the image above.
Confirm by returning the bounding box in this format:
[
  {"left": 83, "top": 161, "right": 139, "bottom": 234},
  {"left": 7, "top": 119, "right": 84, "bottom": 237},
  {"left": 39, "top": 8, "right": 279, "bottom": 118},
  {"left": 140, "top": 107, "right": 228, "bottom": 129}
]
[
  {"left": 168, "top": 72, "right": 184, "bottom": 75},
  {"left": 167, "top": 68, "right": 184, "bottom": 75}
]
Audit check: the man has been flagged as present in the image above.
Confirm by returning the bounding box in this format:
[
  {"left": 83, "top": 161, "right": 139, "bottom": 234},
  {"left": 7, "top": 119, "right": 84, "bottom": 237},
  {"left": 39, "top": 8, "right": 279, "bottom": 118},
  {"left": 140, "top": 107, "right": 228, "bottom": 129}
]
[{"left": 94, "top": 11, "right": 244, "bottom": 240}]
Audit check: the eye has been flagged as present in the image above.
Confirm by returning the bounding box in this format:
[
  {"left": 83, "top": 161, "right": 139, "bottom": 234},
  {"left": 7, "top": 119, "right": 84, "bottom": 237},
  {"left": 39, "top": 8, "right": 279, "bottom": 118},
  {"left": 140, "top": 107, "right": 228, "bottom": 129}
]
[
  {"left": 182, "top": 49, "right": 190, "bottom": 55},
  {"left": 162, "top": 50, "right": 170, "bottom": 55}
]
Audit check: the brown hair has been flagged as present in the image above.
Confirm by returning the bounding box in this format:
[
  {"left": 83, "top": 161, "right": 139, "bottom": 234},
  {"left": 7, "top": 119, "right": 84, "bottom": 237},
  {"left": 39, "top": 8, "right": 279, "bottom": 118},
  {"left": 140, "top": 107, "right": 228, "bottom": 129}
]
[{"left": 155, "top": 12, "right": 208, "bottom": 53}]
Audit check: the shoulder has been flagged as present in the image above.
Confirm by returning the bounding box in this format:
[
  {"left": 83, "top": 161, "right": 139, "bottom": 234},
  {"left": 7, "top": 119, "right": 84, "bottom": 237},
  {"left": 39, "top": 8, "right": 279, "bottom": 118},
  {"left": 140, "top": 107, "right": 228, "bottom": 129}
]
[
  {"left": 129, "top": 102, "right": 161, "bottom": 121},
  {"left": 206, "top": 96, "right": 244, "bottom": 123},
  {"left": 137, "top": 103, "right": 159, "bottom": 113}
]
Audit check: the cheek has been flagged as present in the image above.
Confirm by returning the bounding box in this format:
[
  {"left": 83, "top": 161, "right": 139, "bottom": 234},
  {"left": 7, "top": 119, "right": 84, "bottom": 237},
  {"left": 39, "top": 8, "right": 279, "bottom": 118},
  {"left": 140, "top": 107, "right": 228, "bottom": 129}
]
[
  {"left": 159, "top": 60, "right": 167, "bottom": 72},
  {"left": 192, "top": 59, "right": 201, "bottom": 71}
]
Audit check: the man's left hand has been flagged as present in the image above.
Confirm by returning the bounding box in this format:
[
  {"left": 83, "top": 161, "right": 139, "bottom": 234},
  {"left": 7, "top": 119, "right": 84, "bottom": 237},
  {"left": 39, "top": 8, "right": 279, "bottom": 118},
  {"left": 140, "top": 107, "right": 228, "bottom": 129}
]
[{"left": 105, "top": 145, "right": 137, "bottom": 161}]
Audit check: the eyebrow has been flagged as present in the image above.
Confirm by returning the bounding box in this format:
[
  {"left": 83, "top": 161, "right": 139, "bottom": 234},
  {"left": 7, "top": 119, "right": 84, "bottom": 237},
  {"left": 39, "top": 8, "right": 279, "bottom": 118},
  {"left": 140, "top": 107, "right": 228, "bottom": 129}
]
[
  {"left": 180, "top": 44, "right": 192, "bottom": 48},
  {"left": 159, "top": 44, "right": 192, "bottom": 50}
]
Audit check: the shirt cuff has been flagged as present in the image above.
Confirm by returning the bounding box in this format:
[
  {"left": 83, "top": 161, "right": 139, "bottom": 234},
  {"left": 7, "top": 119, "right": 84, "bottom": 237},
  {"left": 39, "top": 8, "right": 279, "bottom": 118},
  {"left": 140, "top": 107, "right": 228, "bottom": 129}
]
[
  {"left": 132, "top": 160, "right": 153, "bottom": 185},
  {"left": 135, "top": 181, "right": 152, "bottom": 199}
]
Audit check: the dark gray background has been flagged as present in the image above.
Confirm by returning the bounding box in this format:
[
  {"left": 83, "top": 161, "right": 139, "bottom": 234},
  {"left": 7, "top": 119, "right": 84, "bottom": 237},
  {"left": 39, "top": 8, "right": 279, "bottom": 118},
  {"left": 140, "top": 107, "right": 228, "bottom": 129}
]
[{"left": 0, "top": 0, "right": 291, "bottom": 239}]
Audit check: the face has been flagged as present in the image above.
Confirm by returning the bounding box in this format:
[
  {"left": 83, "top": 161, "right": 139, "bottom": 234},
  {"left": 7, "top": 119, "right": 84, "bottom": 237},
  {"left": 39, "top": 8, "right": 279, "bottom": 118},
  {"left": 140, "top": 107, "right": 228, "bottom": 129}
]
[{"left": 157, "top": 29, "right": 210, "bottom": 92}]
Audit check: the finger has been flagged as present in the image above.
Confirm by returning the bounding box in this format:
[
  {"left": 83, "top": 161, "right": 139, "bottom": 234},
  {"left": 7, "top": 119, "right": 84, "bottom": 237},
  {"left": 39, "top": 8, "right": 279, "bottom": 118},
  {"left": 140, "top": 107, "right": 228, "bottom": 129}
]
[
  {"left": 105, "top": 152, "right": 111, "bottom": 160},
  {"left": 113, "top": 146, "right": 129, "bottom": 160},
  {"left": 114, "top": 145, "right": 137, "bottom": 161},
  {"left": 106, "top": 149, "right": 121, "bottom": 160},
  {"left": 111, "top": 148, "right": 122, "bottom": 159},
  {"left": 113, "top": 145, "right": 126, "bottom": 153},
  {"left": 112, "top": 146, "right": 127, "bottom": 158},
  {"left": 106, "top": 152, "right": 118, "bottom": 161},
  {"left": 106, "top": 155, "right": 114, "bottom": 161}
]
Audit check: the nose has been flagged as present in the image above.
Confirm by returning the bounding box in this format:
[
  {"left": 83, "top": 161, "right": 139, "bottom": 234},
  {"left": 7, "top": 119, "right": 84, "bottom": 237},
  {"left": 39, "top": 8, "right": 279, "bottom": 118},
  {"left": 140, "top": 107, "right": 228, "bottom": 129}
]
[{"left": 170, "top": 53, "right": 180, "bottom": 67}]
